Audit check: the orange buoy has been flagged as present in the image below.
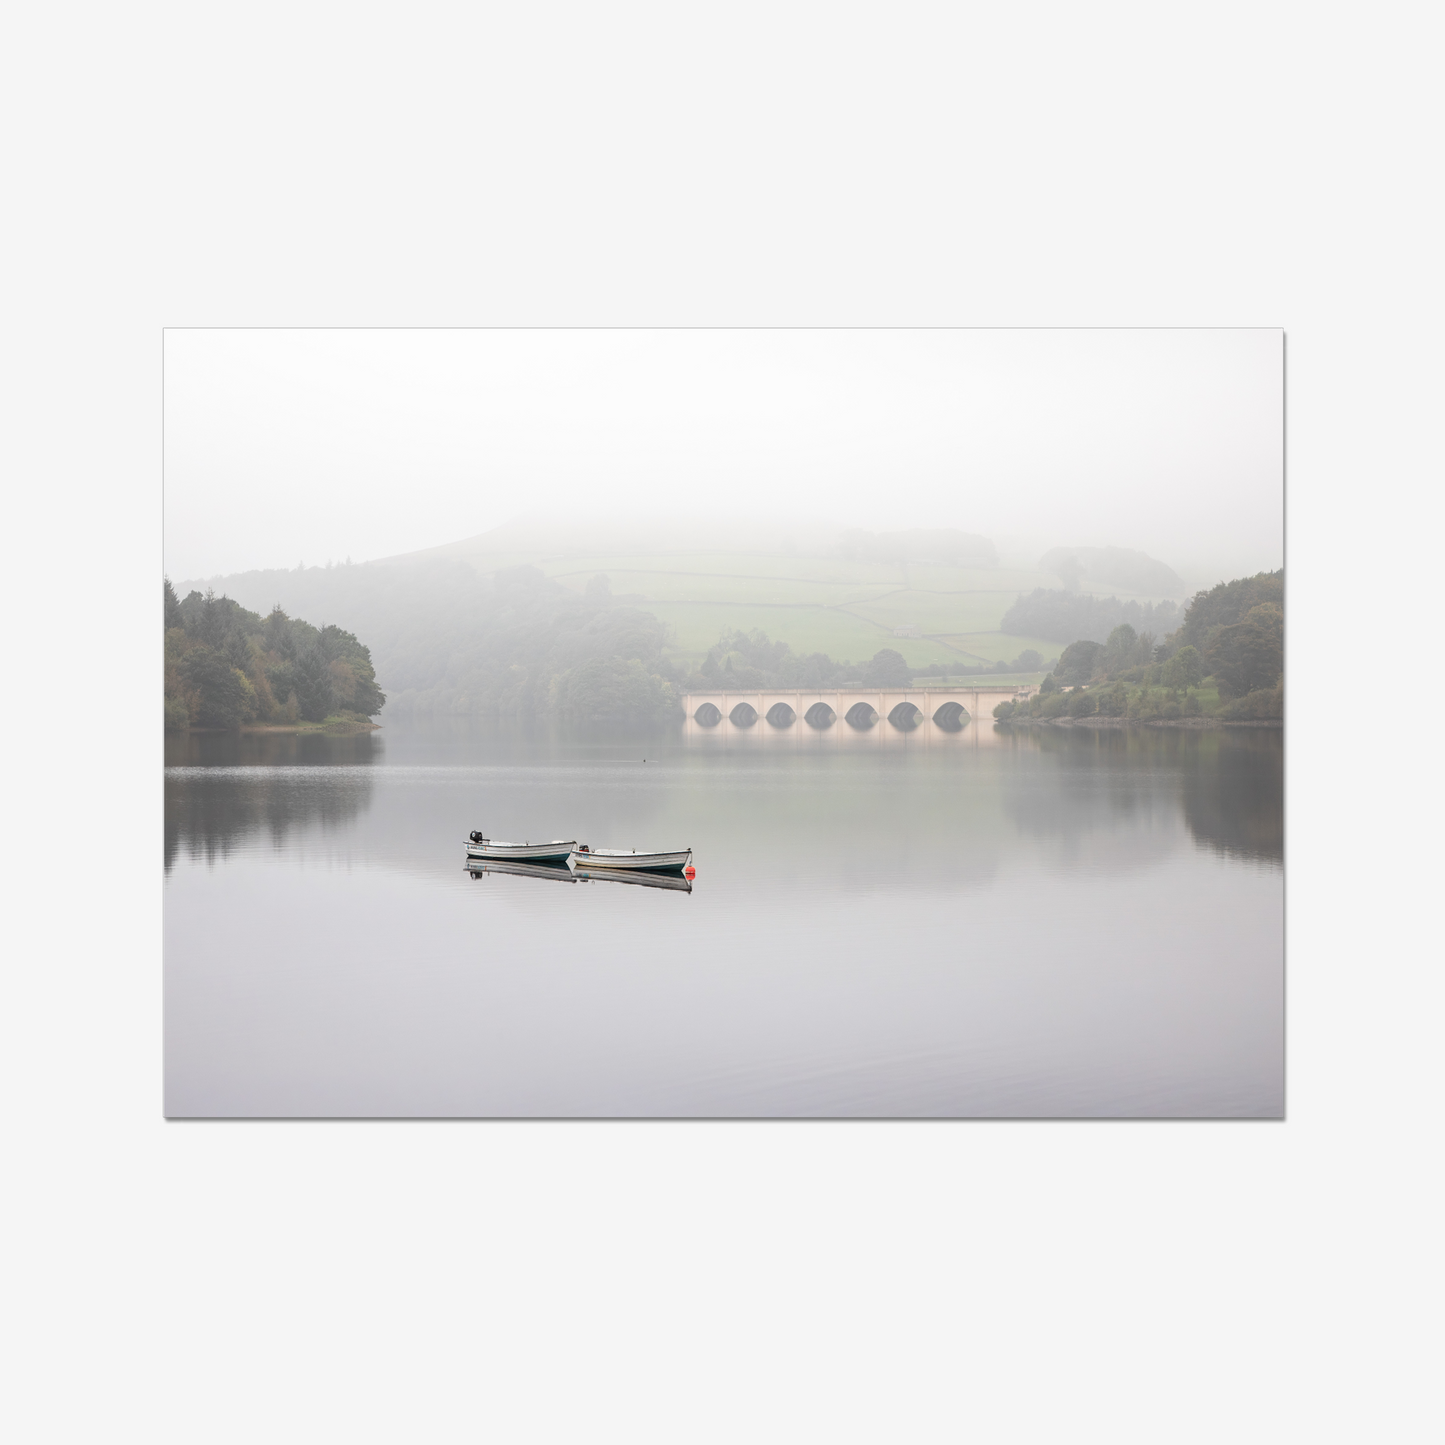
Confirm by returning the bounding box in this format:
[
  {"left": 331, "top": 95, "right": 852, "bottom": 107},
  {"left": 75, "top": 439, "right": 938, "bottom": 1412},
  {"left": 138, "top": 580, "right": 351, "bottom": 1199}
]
[{"left": 684, "top": 866, "right": 696, "bottom": 879}]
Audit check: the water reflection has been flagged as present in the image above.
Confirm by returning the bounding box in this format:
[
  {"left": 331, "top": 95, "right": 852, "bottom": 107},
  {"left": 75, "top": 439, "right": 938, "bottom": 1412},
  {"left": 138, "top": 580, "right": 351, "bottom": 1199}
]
[
  {"left": 162, "top": 722, "right": 1281, "bottom": 879},
  {"left": 165, "top": 728, "right": 382, "bottom": 768},
  {"left": 997, "top": 725, "right": 1282, "bottom": 864},
  {"left": 165, "top": 717, "right": 1281, "bottom": 1117},
  {"left": 573, "top": 866, "right": 694, "bottom": 893},
  {"left": 682, "top": 709, "right": 997, "bottom": 747},
  {"left": 1180, "top": 730, "right": 1283, "bottom": 862},
  {"left": 466, "top": 859, "right": 577, "bottom": 884},
  {"left": 164, "top": 730, "right": 380, "bottom": 872}
]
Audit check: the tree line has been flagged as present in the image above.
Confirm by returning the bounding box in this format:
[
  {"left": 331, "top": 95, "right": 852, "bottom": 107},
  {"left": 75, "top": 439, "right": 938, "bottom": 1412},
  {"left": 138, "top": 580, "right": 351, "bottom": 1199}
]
[
  {"left": 319, "top": 565, "right": 685, "bottom": 725},
  {"left": 1000, "top": 589, "right": 1181, "bottom": 645},
  {"left": 679, "top": 627, "right": 1051, "bottom": 694},
  {"left": 165, "top": 581, "right": 386, "bottom": 731},
  {"left": 993, "top": 571, "right": 1283, "bottom": 723},
  {"left": 298, "top": 563, "right": 1039, "bottom": 727}
]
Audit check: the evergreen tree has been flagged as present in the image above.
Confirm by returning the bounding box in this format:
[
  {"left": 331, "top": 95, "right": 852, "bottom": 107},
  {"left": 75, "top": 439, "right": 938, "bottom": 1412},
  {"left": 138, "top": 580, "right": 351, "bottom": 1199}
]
[
  {"left": 194, "top": 590, "right": 226, "bottom": 648},
  {"left": 179, "top": 649, "right": 255, "bottom": 728},
  {"left": 263, "top": 606, "right": 291, "bottom": 652},
  {"left": 294, "top": 648, "right": 334, "bottom": 721},
  {"left": 223, "top": 629, "right": 252, "bottom": 672}
]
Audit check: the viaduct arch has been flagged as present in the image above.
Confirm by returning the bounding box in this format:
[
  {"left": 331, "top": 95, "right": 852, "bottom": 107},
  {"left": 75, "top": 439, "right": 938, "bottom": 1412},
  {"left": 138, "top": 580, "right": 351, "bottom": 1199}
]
[{"left": 681, "top": 686, "right": 1036, "bottom": 739}]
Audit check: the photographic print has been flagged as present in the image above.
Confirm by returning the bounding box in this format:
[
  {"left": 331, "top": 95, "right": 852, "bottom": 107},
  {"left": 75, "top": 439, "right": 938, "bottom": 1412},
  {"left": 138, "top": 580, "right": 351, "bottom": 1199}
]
[{"left": 163, "top": 328, "right": 1283, "bottom": 1117}]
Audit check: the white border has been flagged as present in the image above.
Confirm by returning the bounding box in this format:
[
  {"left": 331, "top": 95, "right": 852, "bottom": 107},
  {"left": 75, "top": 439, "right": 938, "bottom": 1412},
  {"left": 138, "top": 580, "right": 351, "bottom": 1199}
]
[{"left": 6, "top": 4, "right": 1436, "bottom": 1440}]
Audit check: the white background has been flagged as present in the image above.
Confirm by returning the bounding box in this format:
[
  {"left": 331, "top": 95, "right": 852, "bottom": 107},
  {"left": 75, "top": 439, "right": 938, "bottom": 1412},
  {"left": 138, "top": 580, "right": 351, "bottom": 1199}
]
[{"left": 4, "top": 3, "right": 1441, "bottom": 1441}]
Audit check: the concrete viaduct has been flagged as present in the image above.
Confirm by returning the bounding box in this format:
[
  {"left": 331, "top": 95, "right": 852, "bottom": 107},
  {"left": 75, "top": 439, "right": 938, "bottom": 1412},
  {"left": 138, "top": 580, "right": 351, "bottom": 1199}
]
[{"left": 680, "top": 686, "right": 1036, "bottom": 739}]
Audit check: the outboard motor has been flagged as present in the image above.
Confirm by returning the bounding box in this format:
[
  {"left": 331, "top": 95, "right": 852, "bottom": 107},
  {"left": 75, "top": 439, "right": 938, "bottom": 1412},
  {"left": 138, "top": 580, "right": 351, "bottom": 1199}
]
[{"left": 469, "top": 831, "right": 484, "bottom": 843}]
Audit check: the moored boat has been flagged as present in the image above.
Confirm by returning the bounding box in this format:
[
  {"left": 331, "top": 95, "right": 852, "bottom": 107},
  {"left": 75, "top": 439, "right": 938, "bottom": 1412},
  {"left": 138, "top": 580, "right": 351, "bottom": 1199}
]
[
  {"left": 465, "top": 832, "right": 576, "bottom": 863},
  {"left": 569, "top": 844, "right": 692, "bottom": 874}
]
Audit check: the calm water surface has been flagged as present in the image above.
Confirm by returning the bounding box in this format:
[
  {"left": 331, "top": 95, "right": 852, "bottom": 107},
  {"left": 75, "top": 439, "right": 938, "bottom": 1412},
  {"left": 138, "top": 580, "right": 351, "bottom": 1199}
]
[{"left": 164, "top": 717, "right": 1283, "bottom": 1117}]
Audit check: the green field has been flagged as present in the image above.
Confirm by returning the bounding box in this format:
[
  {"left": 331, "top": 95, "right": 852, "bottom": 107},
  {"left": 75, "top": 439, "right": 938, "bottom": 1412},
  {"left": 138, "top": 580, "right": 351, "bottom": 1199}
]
[
  {"left": 932, "top": 633, "right": 1063, "bottom": 666},
  {"left": 641, "top": 602, "right": 959, "bottom": 669},
  {"left": 485, "top": 550, "right": 1067, "bottom": 668}
]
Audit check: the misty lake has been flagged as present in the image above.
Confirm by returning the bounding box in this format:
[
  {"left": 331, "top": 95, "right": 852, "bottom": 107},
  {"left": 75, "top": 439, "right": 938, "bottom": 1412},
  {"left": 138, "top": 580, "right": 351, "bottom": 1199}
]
[{"left": 164, "top": 717, "right": 1283, "bottom": 1117}]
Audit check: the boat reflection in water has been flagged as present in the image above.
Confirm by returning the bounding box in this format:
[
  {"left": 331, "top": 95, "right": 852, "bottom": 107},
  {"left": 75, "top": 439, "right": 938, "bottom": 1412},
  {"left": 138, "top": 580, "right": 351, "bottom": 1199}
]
[
  {"left": 572, "top": 865, "right": 693, "bottom": 894},
  {"left": 466, "top": 858, "right": 577, "bottom": 884},
  {"left": 465, "top": 857, "right": 693, "bottom": 894}
]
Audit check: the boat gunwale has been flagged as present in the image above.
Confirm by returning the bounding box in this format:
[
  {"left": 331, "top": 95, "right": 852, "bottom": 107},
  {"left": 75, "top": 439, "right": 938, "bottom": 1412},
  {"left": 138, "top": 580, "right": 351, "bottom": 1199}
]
[
  {"left": 568, "top": 846, "right": 692, "bottom": 873},
  {"left": 465, "top": 839, "right": 578, "bottom": 861}
]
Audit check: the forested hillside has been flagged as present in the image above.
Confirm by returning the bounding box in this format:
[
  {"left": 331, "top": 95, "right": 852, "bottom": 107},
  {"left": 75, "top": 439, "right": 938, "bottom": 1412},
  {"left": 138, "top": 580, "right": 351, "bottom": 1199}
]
[
  {"left": 994, "top": 570, "right": 1284, "bottom": 724},
  {"left": 166, "top": 558, "right": 1043, "bottom": 732},
  {"left": 178, "top": 524, "right": 1121, "bottom": 685},
  {"left": 174, "top": 528, "right": 1224, "bottom": 721},
  {"left": 164, "top": 582, "right": 385, "bottom": 732},
  {"left": 165, "top": 565, "right": 684, "bottom": 725},
  {"left": 678, "top": 628, "right": 1044, "bottom": 691}
]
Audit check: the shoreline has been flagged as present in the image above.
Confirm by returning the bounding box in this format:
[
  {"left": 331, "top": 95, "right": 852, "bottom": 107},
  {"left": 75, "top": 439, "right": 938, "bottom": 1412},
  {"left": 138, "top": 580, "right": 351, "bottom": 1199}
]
[
  {"left": 246, "top": 722, "right": 381, "bottom": 734},
  {"left": 998, "top": 716, "right": 1281, "bottom": 730},
  {"left": 182, "top": 721, "right": 382, "bottom": 736}
]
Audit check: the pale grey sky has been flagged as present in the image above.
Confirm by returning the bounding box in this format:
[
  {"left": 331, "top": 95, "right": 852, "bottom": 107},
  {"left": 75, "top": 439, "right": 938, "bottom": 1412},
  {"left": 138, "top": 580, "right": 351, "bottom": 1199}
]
[{"left": 164, "top": 328, "right": 1282, "bottom": 585}]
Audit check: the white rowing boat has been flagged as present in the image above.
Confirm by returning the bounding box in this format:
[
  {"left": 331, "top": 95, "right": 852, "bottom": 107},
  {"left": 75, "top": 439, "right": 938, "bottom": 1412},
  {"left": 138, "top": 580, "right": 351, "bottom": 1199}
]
[
  {"left": 465, "top": 833, "right": 576, "bottom": 863},
  {"left": 569, "top": 845, "right": 692, "bottom": 874}
]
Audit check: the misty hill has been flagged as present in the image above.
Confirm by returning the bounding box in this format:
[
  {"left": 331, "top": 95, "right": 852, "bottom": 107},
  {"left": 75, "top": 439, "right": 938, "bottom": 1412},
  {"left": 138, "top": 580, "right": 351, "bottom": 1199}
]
[
  {"left": 166, "top": 564, "right": 1029, "bottom": 728},
  {"left": 182, "top": 551, "right": 1062, "bottom": 689},
  {"left": 379, "top": 520, "right": 996, "bottom": 571},
  {"left": 179, "top": 526, "right": 1192, "bottom": 705},
  {"left": 838, "top": 529, "right": 997, "bottom": 568},
  {"left": 1038, "top": 546, "right": 1186, "bottom": 598},
  {"left": 1001, "top": 590, "right": 1181, "bottom": 645},
  {"left": 168, "top": 564, "right": 682, "bottom": 723}
]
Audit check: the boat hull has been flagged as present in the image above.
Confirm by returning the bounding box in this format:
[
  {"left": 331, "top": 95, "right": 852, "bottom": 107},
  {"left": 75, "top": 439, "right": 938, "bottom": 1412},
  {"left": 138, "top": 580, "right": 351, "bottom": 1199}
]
[
  {"left": 569, "top": 848, "right": 692, "bottom": 873},
  {"left": 573, "top": 866, "right": 692, "bottom": 892},
  {"left": 465, "top": 839, "right": 576, "bottom": 862}
]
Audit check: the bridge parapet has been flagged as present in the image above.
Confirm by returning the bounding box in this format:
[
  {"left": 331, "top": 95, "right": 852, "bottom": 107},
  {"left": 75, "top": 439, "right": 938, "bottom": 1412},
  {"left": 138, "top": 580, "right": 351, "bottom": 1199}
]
[{"left": 680, "top": 686, "right": 1035, "bottom": 743}]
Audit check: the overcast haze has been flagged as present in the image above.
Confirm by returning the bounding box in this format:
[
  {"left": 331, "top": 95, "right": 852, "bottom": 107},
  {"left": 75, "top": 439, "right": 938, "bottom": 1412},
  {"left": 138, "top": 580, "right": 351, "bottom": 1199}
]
[{"left": 165, "top": 329, "right": 1282, "bottom": 587}]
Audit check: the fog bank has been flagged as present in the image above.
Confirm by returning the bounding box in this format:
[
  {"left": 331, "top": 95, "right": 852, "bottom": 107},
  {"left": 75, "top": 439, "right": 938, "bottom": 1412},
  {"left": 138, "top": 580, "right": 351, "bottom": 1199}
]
[{"left": 165, "top": 329, "right": 1283, "bottom": 588}]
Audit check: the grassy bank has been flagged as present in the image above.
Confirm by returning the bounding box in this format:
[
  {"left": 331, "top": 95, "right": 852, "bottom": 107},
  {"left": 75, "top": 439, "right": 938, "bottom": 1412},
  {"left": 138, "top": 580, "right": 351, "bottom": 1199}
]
[
  {"left": 244, "top": 713, "right": 381, "bottom": 735},
  {"left": 995, "top": 677, "right": 1282, "bottom": 725}
]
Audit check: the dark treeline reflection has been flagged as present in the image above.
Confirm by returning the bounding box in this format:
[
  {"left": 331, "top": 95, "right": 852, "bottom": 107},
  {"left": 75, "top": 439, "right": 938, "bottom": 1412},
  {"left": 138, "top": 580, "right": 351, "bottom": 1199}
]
[
  {"left": 1179, "top": 731, "right": 1283, "bottom": 861},
  {"left": 165, "top": 730, "right": 383, "bottom": 768},
  {"left": 1001, "top": 726, "right": 1282, "bottom": 863},
  {"left": 164, "top": 730, "right": 379, "bottom": 871}
]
